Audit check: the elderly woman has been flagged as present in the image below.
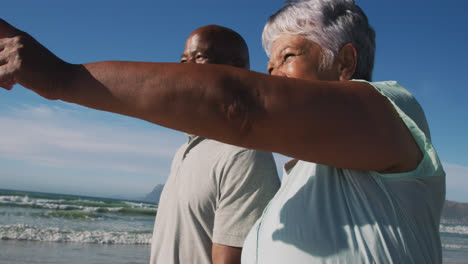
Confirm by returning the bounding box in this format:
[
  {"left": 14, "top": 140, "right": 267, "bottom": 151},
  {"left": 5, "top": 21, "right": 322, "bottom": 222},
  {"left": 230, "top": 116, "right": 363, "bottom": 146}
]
[
  {"left": 240, "top": 2, "right": 445, "bottom": 264},
  {"left": 0, "top": 0, "right": 444, "bottom": 263}
]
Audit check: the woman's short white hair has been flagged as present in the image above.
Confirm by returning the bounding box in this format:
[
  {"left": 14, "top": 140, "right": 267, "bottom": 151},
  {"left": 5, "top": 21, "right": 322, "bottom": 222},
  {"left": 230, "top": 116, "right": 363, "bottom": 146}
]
[{"left": 262, "top": 0, "right": 375, "bottom": 81}]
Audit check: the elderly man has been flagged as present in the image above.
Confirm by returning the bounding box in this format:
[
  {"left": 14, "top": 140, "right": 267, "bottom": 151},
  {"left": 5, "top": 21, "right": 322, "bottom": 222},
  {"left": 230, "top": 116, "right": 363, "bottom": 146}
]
[
  {"left": 0, "top": 0, "right": 445, "bottom": 263},
  {"left": 150, "top": 25, "right": 279, "bottom": 264}
]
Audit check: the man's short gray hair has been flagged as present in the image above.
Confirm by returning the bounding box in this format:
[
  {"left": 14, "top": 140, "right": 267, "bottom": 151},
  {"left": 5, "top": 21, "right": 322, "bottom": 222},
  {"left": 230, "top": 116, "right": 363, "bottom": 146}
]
[{"left": 262, "top": 0, "right": 376, "bottom": 81}]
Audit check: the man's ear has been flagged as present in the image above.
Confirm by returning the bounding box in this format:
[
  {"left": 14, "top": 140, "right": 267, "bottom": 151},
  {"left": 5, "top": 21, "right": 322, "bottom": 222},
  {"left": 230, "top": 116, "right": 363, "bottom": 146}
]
[{"left": 336, "top": 43, "right": 357, "bottom": 81}]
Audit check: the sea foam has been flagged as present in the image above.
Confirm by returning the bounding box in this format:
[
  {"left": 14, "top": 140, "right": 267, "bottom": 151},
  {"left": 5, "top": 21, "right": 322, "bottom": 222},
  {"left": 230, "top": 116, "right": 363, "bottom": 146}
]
[
  {"left": 440, "top": 224, "right": 468, "bottom": 235},
  {"left": 0, "top": 224, "right": 152, "bottom": 244}
]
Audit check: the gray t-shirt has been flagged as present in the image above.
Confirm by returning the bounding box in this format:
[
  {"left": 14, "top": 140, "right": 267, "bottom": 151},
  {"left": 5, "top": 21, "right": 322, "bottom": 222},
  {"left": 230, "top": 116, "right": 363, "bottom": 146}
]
[{"left": 150, "top": 136, "right": 280, "bottom": 264}]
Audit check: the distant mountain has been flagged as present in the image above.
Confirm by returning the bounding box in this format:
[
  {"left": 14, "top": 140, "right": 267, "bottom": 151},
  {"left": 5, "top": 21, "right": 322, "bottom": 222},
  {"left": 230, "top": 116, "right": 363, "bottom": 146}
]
[
  {"left": 143, "top": 184, "right": 165, "bottom": 203},
  {"left": 442, "top": 200, "right": 468, "bottom": 220}
]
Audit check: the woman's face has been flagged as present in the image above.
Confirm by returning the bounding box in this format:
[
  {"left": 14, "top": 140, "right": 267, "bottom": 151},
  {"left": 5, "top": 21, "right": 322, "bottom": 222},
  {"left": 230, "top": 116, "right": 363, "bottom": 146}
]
[{"left": 267, "top": 34, "right": 339, "bottom": 81}]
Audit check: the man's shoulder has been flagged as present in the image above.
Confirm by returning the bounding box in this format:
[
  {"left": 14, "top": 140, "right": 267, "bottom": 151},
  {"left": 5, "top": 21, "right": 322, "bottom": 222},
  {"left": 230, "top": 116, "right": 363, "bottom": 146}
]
[
  {"left": 201, "top": 139, "right": 276, "bottom": 166},
  {"left": 206, "top": 139, "right": 267, "bottom": 154}
]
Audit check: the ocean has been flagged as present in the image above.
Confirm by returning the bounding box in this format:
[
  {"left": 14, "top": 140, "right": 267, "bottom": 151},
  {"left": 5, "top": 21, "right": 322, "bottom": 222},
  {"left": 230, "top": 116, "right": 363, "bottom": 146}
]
[
  {"left": 1, "top": 189, "right": 468, "bottom": 264},
  {"left": 0, "top": 189, "right": 154, "bottom": 264}
]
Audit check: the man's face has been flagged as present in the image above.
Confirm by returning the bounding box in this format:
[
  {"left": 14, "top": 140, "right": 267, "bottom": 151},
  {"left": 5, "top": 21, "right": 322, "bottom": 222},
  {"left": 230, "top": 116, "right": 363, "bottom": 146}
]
[
  {"left": 180, "top": 32, "right": 229, "bottom": 65},
  {"left": 267, "top": 34, "right": 339, "bottom": 81}
]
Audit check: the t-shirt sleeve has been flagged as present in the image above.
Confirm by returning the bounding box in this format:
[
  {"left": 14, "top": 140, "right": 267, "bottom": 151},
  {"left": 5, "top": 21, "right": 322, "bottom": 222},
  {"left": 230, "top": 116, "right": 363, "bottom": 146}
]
[
  {"left": 355, "top": 80, "right": 445, "bottom": 180},
  {"left": 212, "top": 149, "right": 280, "bottom": 247}
]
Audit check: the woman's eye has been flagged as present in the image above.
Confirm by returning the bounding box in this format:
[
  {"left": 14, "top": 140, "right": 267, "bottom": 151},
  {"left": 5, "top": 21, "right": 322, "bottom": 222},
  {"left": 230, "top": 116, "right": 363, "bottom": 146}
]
[{"left": 284, "top": 53, "right": 294, "bottom": 61}]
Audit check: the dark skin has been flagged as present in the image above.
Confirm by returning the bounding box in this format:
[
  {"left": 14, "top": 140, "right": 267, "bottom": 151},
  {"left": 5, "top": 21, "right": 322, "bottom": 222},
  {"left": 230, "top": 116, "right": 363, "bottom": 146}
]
[
  {"left": 0, "top": 19, "right": 421, "bottom": 174},
  {"left": 180, "top": 25, "right": 249, "bottom": 69}
]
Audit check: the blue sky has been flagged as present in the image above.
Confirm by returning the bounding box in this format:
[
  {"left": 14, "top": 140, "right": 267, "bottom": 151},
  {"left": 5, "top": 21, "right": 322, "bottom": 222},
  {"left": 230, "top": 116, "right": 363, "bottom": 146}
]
[{"left": 0, "top": 0, "right": 467, "bottom": 201}]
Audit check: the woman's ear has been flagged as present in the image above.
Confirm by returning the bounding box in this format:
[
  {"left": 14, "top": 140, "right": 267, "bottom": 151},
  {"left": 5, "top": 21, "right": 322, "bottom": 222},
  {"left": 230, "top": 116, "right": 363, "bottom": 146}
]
[{"left": 336, "top": 43, "right": 357, "bottom": 81}]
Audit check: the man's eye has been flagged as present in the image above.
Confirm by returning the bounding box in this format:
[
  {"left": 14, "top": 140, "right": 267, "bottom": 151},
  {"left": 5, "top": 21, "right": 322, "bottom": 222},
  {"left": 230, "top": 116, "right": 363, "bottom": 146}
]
[
  {"left": 180, "top": 59, "right": 187, "bottom": 63},
  {"left": 196, "top": 54, "right": 207, "bottom": 60}
]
